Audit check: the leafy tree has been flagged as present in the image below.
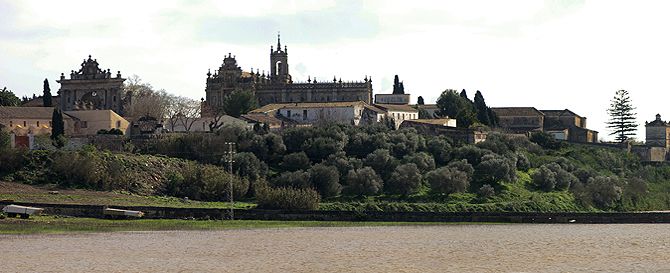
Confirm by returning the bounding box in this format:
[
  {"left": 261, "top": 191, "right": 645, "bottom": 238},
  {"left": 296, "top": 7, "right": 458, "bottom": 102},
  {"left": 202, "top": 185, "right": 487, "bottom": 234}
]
[
  {"left": 402, "top": 152, "right": 436, "bottom": 172},
  {"left": 473, "top": 90, "right": 494, "bottom": 126},
  {"left": 447, "top": 159, "right": 475, "bottom": 181},
  {"left": 363, "top": 148, "right": 398, "bottom": 182},
  {"left": 345, "top": 167, "right": 383, "bottom": 196},
  {"left": 223, "top": 89, "right": 258, "bottom": 117},
  {"left": 233, "top": 152, "right": 268, "bottom": 183},
  {"left": 478, "top": 184, "right": 495, "bottom": 199},
  {"left": 272, "top": 170, "right": 311, "bottom": 189},
  {"left": 0, "top": 87, "right": 20, "bottom": 106},
  {"left": 324, "top": 152, "right": 362, "bottom": 184},
  {"left": 586, "top": 176, "right": 623, "bottom": 209},
  {"left": 302, "top": 137, "right": 344, "bottom": 162},
  {"left": 459, "top": 89, "right": 469, "bottom": 100},
  {"left": 436, "top": 89, "right": 477, "bottom": 128},
  {"left": 474, "top": 154, "right": 516, "bottom": 186},
  {"left": 417, "top": 96, "right": 425, "bottom": 105},
  {"left": 281, "top": 152, "right": 311, "bottom": 171},
  {"left": 51, "top": 108, "right": 65, "bottom": 147},
  {"left": 426, "top": 137, "right": 452, "bottom": 165},
  {"left": 606, "top": 89, "right": 638, "bottom": 142},
  {"left": 43, "top": 79, "right": 52, "bottom": 107},
  {"left": 425, "top": 167, "right": 469, "bottom": 194},
  {"left": 308, "top": 164, "right": 342, "bottom": 198},
  {"left": 387, "top": 163, "right": 422, "bottom": 195},
  {"left": 530, "top": 131, "right": 563, "bottom": 150}
]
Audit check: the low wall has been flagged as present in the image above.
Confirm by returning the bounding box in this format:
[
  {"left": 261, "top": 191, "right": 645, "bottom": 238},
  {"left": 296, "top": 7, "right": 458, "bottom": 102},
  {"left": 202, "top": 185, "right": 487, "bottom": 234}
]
[{"left": 3, "top": 201, "right": 670, "bottom": 224}]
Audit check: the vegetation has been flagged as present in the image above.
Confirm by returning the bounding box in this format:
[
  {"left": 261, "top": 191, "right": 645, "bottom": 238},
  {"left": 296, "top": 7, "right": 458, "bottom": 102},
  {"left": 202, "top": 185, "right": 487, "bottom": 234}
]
[
  {"left": 0, "top": 86, "right": 21, "bottom": 106},
  {"left": 43, "top": 79, "right": 52, "bottom": 107},
  {"left": 50, "top": 108, "right": 66, "bottom": 147},
  {"left": 607, "top": 89, "right": 638, "bottom": 142},
  {"left": 0, "top": 215, "right": 456, "bottom": 235}
]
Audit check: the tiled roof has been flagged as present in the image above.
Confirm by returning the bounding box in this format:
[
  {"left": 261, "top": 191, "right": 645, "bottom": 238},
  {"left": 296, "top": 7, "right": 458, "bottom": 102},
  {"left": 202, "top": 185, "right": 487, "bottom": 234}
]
[
  {"left": 408, "top": 119, "right": 454, "bottom": 126},
  {"left": 374, "top": 103, "right": 418, "bottom": 112},
  {"left": 21, "top": 96, "right": 60, "bottom": 107},
  {"left": 0, "top": 106, "right": 70, "bottom": 120},
  {"left": 491, "top": 107, "right": 544, "bottom": 117},
  {"left": 540, "top": 109, "right": 582, "bottom": 118},
  {"left": 250, "top": 101, "right": 367, "bottom": 113},
  {"left": 241, "top": 113, "right": 284, "bottom": 125}
]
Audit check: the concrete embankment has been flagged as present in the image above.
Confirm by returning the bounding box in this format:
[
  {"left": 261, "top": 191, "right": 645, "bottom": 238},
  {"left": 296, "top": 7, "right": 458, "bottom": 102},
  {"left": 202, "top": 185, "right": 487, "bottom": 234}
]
[{"left": 2, "top": 201, "right": 670, "bottom": 223}]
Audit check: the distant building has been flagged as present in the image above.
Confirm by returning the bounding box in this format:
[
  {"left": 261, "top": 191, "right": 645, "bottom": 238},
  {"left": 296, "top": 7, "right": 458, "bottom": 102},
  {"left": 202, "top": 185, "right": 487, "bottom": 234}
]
[
  {"left": 491, "top": 107, "right": 598, "bottom": 143},
  {"left": 0, "top": 106, "right": 74, "bottom": 136},
  {"left": 399, "top": 119, "right": 486, "bottom": 144},
  {"left": 249, "top": 101, "right": 375, "bottom": 126},
  {"left": 633, "top": 114, "right": 670, "bottom": 162},
  {"left": 165, "top": 115, "right": 249, "bottom": 132},
  {"left": 204, "top": 35, "right": 372, "bottom": 111},
  {"left": 373, "top": 104, "right": 419, "bottom": 129},
  {"left": 65, "top": 110, "right": 129, "bottom": 136},
  {"left": 21, "top": 96, "right": 60, "bottom": 108},
  {"left": 57, "top": 55, "right": 126, "bottom": 115},
  {"left": 375, "top": 75, "right": 410, "bottom": 105}
]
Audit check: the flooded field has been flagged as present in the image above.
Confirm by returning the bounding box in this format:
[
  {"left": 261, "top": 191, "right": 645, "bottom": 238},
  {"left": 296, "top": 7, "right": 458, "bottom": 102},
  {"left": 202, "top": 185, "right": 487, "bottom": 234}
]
[{"left": 2, "top": 224, "right": 670, "bottom": 272}]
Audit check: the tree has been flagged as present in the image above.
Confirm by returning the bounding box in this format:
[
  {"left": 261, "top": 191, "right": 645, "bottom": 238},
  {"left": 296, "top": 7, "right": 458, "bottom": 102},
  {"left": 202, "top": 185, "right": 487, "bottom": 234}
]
[
  {"left": 51, "top": 108, "right": 65, "bottom": 147},
  {"left": 0, "top": 87, "right": 20, "bottom": 106},
  {"left": 123, "top": 75, "right": 173, "bottom": 119},
  {"left": 425, "top": 167, "right": 469, "bottom": 194},
  {"left": 459, "top": 89, "right": 469, "bottom": 100},
  {"left": 417, "top": 96, "right": 425, "bottom": 105},
  {"left": 43, "top": 79, "right": 52, "bottom": 107},
  {"left": 473, "top": 90, "right": 493, "bottom": 126},
  {"left": 309, "top": 164, "right": 342, "bottom": 198},
  {"left": 436, "top": 89, "right": 477, "bottom": 128},
  {"left": 222, "top": 89, "right": 258, "bottom": 117},
  {"left": 167, "top": 97, "right": 201, "bottom": 132},
  {"left": 606, "top": 89, "right": 638, "bottom": 142},
  {"left": 363, "top": 148, "right": 398, "bottom": 182},
  {"left": 345, "top": 167, "right": 383, "bottom": 196},
  {"left": 281, "top": 152, "right": 312, "bottom": 171},
  {"left": 387, "top": 163, "right": 422, "bottom": 195}
]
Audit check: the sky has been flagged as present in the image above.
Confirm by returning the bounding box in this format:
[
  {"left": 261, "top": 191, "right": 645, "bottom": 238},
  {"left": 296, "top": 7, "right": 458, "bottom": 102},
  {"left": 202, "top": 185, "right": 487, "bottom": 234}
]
[{"left": 1, "top": 0, "right": 669, "bottom": 141}]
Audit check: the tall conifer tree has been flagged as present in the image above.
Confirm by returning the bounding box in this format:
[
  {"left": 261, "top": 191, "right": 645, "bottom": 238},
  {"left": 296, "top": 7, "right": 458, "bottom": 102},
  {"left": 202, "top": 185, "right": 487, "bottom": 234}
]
[
  {"left": 606, "top": 89, "right": 637, "bottom": 142},
  {"left": 43, "top": 79, "right": 52, "bottom": 107}
]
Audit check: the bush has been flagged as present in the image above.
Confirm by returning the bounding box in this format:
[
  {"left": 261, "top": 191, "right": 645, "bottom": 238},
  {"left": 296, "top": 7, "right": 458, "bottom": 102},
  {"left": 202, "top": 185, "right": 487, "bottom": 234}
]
[
  {"left": 478, "top": 184, "right": 496, "bottom": 199},
  {"left": 308, "top": 164, "right": 342, "bottom": 198},
  {"left": 530, "top": 131, "right": 563, "bottom": 150},
  {"left": 0, "top": 148, "right": 26, "bottom": 174},
  {"left": 447, "top": 159, "right": 474, "bottom": 181},
  {"left": 165, "top": 162, "right": 248, "bottom": 201},
  {"left": 345, "top": 167, "right": 383, "bottom": 196},
  {"left": 363, "top": 149, "right": 398, "bottom": 181},
  {"left": 426, "top": 137, "right": 452, "bottom": 165},
  {"left": 452, "top": 145, "right": 491, "bottom": 166},
  {"left": 532, "top": 163, "right": 578, "bottom": 192},
  {"left": 516, "top": 152, "right": 531, "bottom": 172},
  {"left": 50, "top": 150, "right": 105, "bottom": 188},
  {"left": 474, "top": 154, "right": 516, "bottom": 186},
  {"left": 256, "top": 186, "right": 320, "bottom": 210},
  {"left": 233, "top": 152, "right": 268, "bottom": 182},
  {"left": 586, "top": 176, "right": 623, "bottom": 209},
  {"left": 425, "top": 167, "right": 469, "bottom": 194},
  {"left": 386, "top": 163, "right": 422, "bottom": 195}
]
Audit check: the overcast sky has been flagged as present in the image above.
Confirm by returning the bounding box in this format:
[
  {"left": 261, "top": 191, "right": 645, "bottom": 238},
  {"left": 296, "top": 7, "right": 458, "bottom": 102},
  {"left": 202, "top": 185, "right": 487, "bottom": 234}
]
[{"left": 1, "top": 0, "right": 668, "bottom": 141}]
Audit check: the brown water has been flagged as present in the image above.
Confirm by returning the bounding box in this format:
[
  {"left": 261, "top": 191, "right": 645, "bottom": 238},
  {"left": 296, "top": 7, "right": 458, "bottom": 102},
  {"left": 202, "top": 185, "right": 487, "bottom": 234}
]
[{"left": 2, "top": 224, "right": 670, "bottom": 273}]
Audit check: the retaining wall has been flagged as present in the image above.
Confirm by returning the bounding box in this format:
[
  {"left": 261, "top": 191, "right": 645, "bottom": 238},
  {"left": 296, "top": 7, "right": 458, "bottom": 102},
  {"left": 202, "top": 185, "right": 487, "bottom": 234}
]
[{"left": 2, "top": 201, "right": 670, "bottom": 224}]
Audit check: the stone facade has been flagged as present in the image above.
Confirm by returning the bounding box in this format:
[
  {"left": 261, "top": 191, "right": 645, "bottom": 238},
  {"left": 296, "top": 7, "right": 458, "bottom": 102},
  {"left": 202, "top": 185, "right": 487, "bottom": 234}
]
[
  {"left": 57, "top": 55, "right": 126, "bottom": 115},
  {"left": 645, "top": 114, "right": 670, "bottom": 148},
  {"left": 204, "top": 36, "right": 372, "bottom": 111}
]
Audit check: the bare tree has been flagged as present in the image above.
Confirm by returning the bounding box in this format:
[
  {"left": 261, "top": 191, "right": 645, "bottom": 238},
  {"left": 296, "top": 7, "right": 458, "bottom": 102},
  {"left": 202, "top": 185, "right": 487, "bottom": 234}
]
[
  {"left": 177, "top": 98, "right": 201, "bottom": 132},
  {"left": 208, "top": 107, "right": 227, "bottom": 132},
  {"left": 123, "top": 75, "right": 174, "bottom": 119}
]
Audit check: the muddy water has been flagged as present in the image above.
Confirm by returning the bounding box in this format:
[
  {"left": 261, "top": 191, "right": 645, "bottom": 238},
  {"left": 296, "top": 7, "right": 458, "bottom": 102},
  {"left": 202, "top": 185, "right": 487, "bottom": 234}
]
[{"left": 2, "top": 224, "right": 670, "bottom": 273}]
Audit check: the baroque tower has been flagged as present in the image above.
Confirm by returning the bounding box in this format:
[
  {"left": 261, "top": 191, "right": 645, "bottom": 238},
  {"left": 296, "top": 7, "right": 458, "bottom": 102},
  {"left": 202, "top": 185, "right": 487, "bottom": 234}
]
[{"left": 270, "top": 33, "right": 291, "bottom": 84}]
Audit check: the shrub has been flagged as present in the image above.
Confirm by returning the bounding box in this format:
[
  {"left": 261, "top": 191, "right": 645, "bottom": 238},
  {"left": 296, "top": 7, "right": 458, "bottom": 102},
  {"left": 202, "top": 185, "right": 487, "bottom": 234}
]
[
  {"left": 345, "top": 167, "right": 383, "bottom": 196},
  {"left": 586, "top": 176, "right": 623, "bottom": 209},
  {"left": 0, "top": 148, "right": 26, "bottom": 174},
  {"left": 233, "top": 152, "right": 268, "bottom": 182},
  {"left": 447, "top": 159, "right": 474, "bottom": 181},
  {"left": 308, "top": 164, "right": 342, "bottom": 198},
  {"left": 425, "top": 167, "right": 469, "bottom": 194},
  {"left": 532, "top": 163, "right": 578, "bottom": 192},
  {"left": 386, "top": 163, "right": 422, "bottom": 195},
  {"left": 530, "top": 131, "right": 563, "bottom": 150},
  {"left": 426, "top": 137, "right": 452, "bottom": 165},
  {"left": 256, "top": 186, "right": 320, "bottom": 210},
  {"left": 50, "top": 150, "right": 105, "bottom": 188},
  {"left": 363, "top": 149, "right": 398, "bottom": 181},
  {"left": 281, "top": 152, "right": 311, "bottom": 171},
  {"left": 516, "top": 152, "right": 531, "bottom": 172},
  {"left": 532, "top": 165, "right": 557, "bottom": 192},
  {"left": 478, "top": 184, "right": 496, "bottom": 199},
  {"left": 452, "top": 145, "right": 491, "bottom": 166}
]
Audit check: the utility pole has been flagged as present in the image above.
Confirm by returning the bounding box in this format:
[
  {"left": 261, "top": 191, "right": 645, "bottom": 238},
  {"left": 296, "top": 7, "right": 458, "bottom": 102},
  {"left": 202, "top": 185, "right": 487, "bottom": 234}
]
[{"left": 224, "top": 142, "right": 236, "bottom": 220}]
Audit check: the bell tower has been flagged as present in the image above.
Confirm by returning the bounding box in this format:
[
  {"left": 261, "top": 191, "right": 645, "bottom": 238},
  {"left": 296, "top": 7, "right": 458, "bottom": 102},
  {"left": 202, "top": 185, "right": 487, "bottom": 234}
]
[{"left": 270, "top": 33, "right": 291, "bottom": 84}]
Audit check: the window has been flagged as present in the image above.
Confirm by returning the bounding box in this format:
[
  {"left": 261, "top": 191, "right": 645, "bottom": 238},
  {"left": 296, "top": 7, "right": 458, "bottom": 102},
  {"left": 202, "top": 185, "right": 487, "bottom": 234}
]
[
  {"left": 49, "top": 121, "right": 52, "bottom": 127},
  {"left": 23, "top": 121, "right": 26, "bottom": 127},
  {"left": 81, "top": 121, "right": 88, "bottom": 128},
  {"left": 37, "top": 121, "right": 40, "bottom": 127},
  {"left": 113, "top": 95, "right": 117, "bottom": 102},
  {"left": 9, "top": 121, "right": 13, "bottom": 127},
  {"left": 116, "top": 121, "right": 121, "bottom": 128},
  {"left": 303, "top": 110, "right": 308, "bottom": 120},
  {"left": 286, "top": 110, "right": 291, "bottom": 117}
]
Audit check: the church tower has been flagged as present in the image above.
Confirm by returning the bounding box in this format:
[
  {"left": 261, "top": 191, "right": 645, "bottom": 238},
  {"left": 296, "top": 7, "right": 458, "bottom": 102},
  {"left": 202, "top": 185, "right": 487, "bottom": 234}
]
[{"left": 270, "top": 33, "right": 291, "bottom": 84}]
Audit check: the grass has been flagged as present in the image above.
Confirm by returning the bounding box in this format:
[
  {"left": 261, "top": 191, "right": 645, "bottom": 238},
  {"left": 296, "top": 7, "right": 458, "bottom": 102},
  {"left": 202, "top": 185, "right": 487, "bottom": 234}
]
[
  {"left": 0, "top": 215, "right": 460, "bottom": 235},
  {"left": 0, "top": 191, "right": 255, "bottom": 209}
]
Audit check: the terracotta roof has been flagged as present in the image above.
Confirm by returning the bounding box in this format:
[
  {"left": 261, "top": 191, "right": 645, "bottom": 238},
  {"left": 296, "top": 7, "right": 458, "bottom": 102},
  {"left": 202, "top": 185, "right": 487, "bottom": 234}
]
[
  {"left": 407, "top": 119, "right": 455, "bottom": 126},
  {"left": 374, "top": 103, "right": 418, "bottom": 112},
  {"left": 241, "top": 113, "right": 284, "bottom": 125},
  {"left": 21, "top": 96, "right": 60, "bottom": 107},
  {"left": 250, "top": 101, "right": 367, "bottom": 113},
  {"left": 491, "top": 107, "right": 544, "bottom": 117},
  {"left": 540, "top": 109, "right": 582, "bottom": 118},
  {"left": 0, "top": 106, "right": 71, "bottom": 120}
]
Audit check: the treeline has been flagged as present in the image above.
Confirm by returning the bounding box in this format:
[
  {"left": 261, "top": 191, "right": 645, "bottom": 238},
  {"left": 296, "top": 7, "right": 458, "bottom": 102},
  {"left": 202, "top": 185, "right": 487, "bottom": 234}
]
[{"left": 139, "top": 122, "right": 662, "bottom": 211}]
